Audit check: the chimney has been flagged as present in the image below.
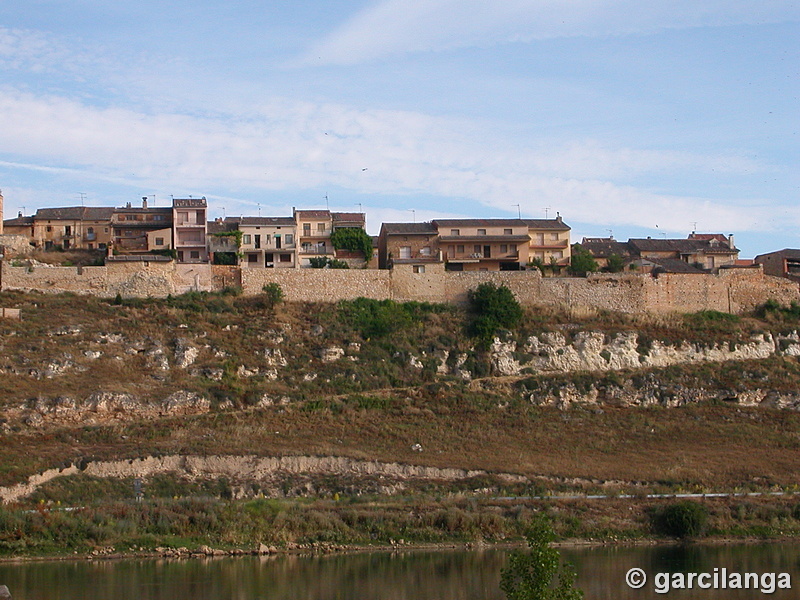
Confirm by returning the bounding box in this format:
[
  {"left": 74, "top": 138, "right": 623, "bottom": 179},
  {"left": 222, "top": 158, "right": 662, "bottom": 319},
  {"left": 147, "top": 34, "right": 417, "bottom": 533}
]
[
  {"left": 18, "top": 211, "right": 22, "bottom": 218},
  {"left": 555, "top": 212, "right": 562, "bottom": 223},
  {"left": 728, "top": 234, "right": 735, "bottom": 249},
  {"left": 142, "top": 197, "right": 148, "bottom": 209},
  {"left": 126, "top": 202, "right": 131, "bottom": 209}
]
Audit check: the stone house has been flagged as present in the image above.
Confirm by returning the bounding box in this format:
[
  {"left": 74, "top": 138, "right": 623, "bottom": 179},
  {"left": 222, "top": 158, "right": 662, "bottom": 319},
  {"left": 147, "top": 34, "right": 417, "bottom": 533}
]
[
  {"left": 294, "top": 209, "right": 367, "bottom": 267},
  {"left": 378, "top": 222, "right": 441, "bottom": 271},
  {"left": 28, "top": 206, "right": 115, "bottom": 250},
  {"left": 230, "top": 216, "right": 297, "bottom": 268},
  {"left": 578, "top": 237, "right": 634, "bottom": 269},
  {"left": 754, "top": 249, "right": 800, "bottom": 282},
  {"left": 434, "top": 219, "right": 532, "bottom": 271},
  {"left": 627, "top": 234, "right": 738, "bottom": 271}
]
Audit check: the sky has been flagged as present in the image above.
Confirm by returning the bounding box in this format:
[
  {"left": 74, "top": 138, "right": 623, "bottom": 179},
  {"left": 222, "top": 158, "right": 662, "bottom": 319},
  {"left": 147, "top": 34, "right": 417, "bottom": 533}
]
[{"left": 0, "top": 1, "right": 798, "bottom": 257}]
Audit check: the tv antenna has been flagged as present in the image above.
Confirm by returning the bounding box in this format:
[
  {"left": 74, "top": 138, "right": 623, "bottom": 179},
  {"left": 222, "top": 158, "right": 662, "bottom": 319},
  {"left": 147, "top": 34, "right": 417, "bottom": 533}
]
[
  {"left": 512, "top": 204, "right": 521, "bottom": 219},
  {"left": 542, "top": 207, "right": 551, "bottom": 218},
  {"left": 408, "top": 209, "right": 416, "bottom": 223},
  {"left": 79, "top": 192, "right": 86, "bottom": 206},
  {"left": 324, "top": 194, "right": 329, "bottom": 210}
]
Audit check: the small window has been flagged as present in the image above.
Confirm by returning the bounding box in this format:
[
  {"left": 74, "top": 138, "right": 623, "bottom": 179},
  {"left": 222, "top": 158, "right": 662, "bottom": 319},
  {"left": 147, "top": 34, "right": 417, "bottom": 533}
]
[
  {"left": 420, "top": 246, "right": 431, "bottom": 256},
  {"left": 190, "top": 250, "right": 200, "bottom": 259},
  {"left": 285, "top": 234, "right": 293, "bottom": 245},
  {"left": 413, "top": 265, "right": 426, "bottom": 274},
  {"left": 477, "top": 229, "right": 486, "bottom": 235},
  {"left": 456, "top": 245, "right": 464, "bottom": 253},
  {"left": 550, "top": 233, "right": 559, "bottom": 241},
  {"left": 473, "top": 245, "right": 481, "bottom": 254},
  {"left": 500, "top": 244, "right": 508, "bottom": 254},
  {"left": 280, "top": 254, "right": 291, "bottom": 262},
  {"left": 504, "top": 228, "right": 513, "bottom": 235},
  {"left": 154, "top": 215, "right": 164, "bottom": 221},
  {"left": 87, "top": 243, "right": 94, "bottom": 250},
  {"left": 155, "top": 237, "right": 164, "bottom": 246},
  {"left": 450, "top": 229, "right": 460, "bottom": 236},
  {"left": 553, "top": 251, "right": 563, "bottom": 259},
  {"left": 46, "top": 225, "right": 52, "bottom": 232},
  {"left": 242, "top": 234, "right": 252, "bottom": 244},
  {"left": 248, "top": 253, "right": 258, "bottom": 263},
  {"left": 87, "top": 227, "right": 94, "bottom": 234},
  {"left": 317, "top": 223, "right": 325, "bottom": 232},
  {"left": 303, "top": 224, "right": 311, "bottom": 235},
  {"left": 399, "top": 246, "right": 411, "bottom": 259}
]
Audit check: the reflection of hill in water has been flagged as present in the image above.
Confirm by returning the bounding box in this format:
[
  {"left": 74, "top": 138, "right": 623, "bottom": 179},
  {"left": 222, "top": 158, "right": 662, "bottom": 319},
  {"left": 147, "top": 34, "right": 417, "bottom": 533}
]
[{"left": 2, "top": 544, "right": 800, "bottom": 599}]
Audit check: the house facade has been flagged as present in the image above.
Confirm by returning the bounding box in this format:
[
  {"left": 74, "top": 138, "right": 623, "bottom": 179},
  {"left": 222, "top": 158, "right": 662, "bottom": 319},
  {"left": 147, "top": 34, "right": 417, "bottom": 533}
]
[
  {"left": 524, "top": 216, "right": 572, "bottom": 266},
  {"left": 233, "top": 216, "right": 297, "bottom": 268},
  {"left": 172, "top": 198, "right": 208, "bottom": 263},
  {"left": 30, "top": 207, "right": 115, "bottom": 250},
  {"left": 111, "top": 201, "right": 173, "bottom": 255}
]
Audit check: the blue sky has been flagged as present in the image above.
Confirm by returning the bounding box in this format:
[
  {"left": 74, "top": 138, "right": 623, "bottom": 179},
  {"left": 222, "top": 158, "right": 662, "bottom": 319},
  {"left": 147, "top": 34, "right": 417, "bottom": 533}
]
[{"left": 0, "top": 0, "right": 797, "bottom": 256}]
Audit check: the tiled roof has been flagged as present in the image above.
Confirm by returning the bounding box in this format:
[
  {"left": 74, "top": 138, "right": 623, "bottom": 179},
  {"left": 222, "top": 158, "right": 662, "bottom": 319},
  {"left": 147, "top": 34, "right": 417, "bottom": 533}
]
[
  {"left": 522, "top": 218, "right": 571, "bottom": 230},
  {"left": 433, "top": 218, "right": 526, "bottom": 228},
  {"left": 3, "top": 215, "right": 34, "bottom": 227},
  {"left": 755, "top": 249, "right": 800, "bottom": 261},
  {"left": 628, "top": 238, "right": 737, "bottom": 254},
  {"left": 646, "top": 257, "right": 707, "bottom": 274},
  {"left": 381, "top": 222, "right": 438, "bottom": 235},
  {"left": 332, "top": 212, "right": 365, "bottom": 224},
  {"left": 238, "top": 216, "right": 294, "bottom": 226},
  {"left": 579, "top": 238, "right": 633, "bottom": 258},
  {"left": 34, "top": 206, "right": 116, "bottom": 221},
  {"left": 295, "top": 210, "right": 330, "bottom": 219}
]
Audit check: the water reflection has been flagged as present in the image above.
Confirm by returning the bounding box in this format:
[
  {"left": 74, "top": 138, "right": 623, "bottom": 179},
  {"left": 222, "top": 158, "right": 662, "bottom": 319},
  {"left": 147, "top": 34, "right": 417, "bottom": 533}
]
[{"left": 0, "top": 543, "right": 798, "bottom": 599}]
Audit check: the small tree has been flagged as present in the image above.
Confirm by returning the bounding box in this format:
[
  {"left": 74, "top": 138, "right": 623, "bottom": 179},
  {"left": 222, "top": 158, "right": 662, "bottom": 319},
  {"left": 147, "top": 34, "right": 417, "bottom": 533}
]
[
  {"left": 568, "top": 245, "right": 598, "bottom": 277},
  {"left": 500, "top": 516, "right": 583, "bottom": 600},
  {"left": 468, "top": 283, "right": 523, "bottom": 347},
  {"left": 603, "top": 253, "right": 626, "bottom": 273},
  {"left": 652, "top": 501, "right": 709, "bottom": 539},
  {"left": 330, "top": 227, "right": 373, "bottom": 259}
]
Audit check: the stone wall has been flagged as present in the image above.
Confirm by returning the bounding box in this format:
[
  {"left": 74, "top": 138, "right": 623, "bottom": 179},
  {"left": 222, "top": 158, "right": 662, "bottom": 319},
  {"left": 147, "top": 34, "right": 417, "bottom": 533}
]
[
  {"left": 241, "top": 268, "right": 391, "bottom": 302},
  {"left": 2, "top": 259, "right": 798, "bottom": 314}
]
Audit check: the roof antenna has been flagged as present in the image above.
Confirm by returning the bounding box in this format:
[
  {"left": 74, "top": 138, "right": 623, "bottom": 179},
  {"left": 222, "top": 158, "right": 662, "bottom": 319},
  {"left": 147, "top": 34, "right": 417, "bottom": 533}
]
[
  {"left": 258, "top": 203, "right": 261, "bottom": 217},
  {"left": 79, "top": 192, "right": 86, "bottom": 206},
  {"left": 513, "top": 204, "right": 521, "bottom": 219},
  {"left": 542, "top": 207, "right": 551, "bottom": 218},
  {"left": 409, "top": 209, "right": 416, "bottom": 223},
  {"left": 324, "top": 194, "right": 329, "bottom": 210}
]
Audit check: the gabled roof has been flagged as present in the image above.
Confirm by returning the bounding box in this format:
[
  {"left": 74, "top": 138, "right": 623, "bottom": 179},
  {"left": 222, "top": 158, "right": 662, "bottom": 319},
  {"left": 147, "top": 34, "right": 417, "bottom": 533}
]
[
  {"left": 754, "top": 249, "right": 800, "bottom": 261},
  {"left": 34, "top": 206, "right": 116, "bottom": 221},
  {"left": 646, "top": 257, "right": 707, "bottom": 274},
  {"left": 332, "top": 212, "right": 365, "bottom": 226},
  {"left": 295, "top": 209, "right": 330, "bottom": 219},
  {"left": 380, "top": 222, "right": 438, "bottom": 235},
  {"left": 628, "top": 238, "right": 737, "bottom": 255},
  {"left": 238, "top": 216, "right": 294, "bottom": 227},
  {"left": 522, "top": 218, "right": 571, "bottom": 230},
  {"left": 3, "top": 215, "right": 34, "bottom": 227}
]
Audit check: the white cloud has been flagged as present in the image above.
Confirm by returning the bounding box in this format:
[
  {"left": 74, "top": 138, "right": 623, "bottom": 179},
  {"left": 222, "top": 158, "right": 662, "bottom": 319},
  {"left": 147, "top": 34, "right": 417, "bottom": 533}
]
[
  {"left": 0, "top": 89, "right": 790, "bottom": 235},
  {"left": 300, "top": 0, "right": 800, "bottom": 65}
]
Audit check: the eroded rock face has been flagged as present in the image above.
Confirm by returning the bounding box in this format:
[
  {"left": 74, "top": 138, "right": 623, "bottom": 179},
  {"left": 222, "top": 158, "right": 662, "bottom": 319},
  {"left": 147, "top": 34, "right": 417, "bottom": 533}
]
[
  {"left": 174, "top": 338, "right": 199, "bottom": 369},
  {"left": 320, "top": 347, "right": 344, "bottom": 363}
]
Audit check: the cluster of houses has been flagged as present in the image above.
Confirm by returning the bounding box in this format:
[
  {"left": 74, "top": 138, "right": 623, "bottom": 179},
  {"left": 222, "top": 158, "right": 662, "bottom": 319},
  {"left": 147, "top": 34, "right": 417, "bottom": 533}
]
[{"left": 0, "top": 190, "right": 798, "bottom": 281}]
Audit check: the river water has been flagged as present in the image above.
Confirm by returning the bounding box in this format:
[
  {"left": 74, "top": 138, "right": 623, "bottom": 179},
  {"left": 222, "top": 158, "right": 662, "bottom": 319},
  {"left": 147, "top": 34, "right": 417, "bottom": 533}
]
[{"left": 1, "top": 542, "right": 798, "bottom": 599}]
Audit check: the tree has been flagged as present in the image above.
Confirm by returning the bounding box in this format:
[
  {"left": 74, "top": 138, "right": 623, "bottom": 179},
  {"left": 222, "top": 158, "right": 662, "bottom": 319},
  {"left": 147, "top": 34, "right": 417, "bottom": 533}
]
[
  {"left": 468, "top": 282, "right": 523, "bottom": 347},
  {"left": 500, "top": 516, "right": 584, "bottom": 600},
  {"left": 568, "top": 244, "right": 598, "bottom": 277},
  {"left": 603, "top": 253, "right": 626, "bottom": 273}
]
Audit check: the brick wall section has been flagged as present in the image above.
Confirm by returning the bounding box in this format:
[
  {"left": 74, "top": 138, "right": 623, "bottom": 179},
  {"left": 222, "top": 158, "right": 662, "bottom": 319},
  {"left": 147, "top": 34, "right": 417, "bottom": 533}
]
[{"left": 2, "top": 261, "right": 798, "bottom": 314}]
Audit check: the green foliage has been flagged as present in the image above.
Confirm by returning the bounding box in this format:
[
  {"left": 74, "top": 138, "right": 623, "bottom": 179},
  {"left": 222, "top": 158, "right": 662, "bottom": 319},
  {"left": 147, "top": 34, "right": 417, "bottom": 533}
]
[
  {"left": 261, "top": 283, "right": 284, "bottom": 307},
  {"left": 528, "top": 258, "right": 545, "bottom": 274},
  {"left": 683, "top": 310, "right": 741, "bottom": 334},
  {"left": 330, "top": 227, "right": 373, "bottom": 259},
  {"left": 652, "top": 501, "right": 709, "bottom": 539},
  {"left": 755, "top": 299, "right": 800, "bottom": 321},
  {"left": 213, "top": 252, "right": 238, "bottom": 265},
  {"left": 309, "top": 256, "right": 350, "bottom": 269},
  {"left": 500, "top": 515, "right": 583, "bottom": 600},
  {"left": 568, "top": 245, "right": 598, "bottom": 277},
  {"left": 603, "top": 253, "right": 626, "bottom": 273},
  {"left": 212, "top": 230, "right": 244, "bottom": 248},
  {"left": 148, "top": 248, "right": 177, "bottom": 259},
  {"left": 468, "top": 283, "right": 523, "bottom": 347}
]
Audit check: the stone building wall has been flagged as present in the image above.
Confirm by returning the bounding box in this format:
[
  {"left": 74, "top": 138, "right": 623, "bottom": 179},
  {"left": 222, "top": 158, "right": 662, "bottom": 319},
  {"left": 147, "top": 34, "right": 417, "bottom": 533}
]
[{"left": 3, "top": 263, "right": 108, "bottom": 295}]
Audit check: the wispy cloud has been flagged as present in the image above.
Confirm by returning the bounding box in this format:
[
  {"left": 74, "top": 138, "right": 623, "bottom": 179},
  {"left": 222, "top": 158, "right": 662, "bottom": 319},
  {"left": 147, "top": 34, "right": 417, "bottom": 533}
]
[
  {"left": 0, "top": 88, "right": 787, "bottom": 235},
  {"left": 300, "top": 0, "right": 800, "bottom": 65}
]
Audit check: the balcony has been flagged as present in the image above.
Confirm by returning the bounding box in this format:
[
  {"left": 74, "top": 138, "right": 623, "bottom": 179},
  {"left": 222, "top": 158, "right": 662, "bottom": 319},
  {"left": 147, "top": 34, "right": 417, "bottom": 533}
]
[{"left": 529, "top": 239, "right": 568, "bottom": 250}]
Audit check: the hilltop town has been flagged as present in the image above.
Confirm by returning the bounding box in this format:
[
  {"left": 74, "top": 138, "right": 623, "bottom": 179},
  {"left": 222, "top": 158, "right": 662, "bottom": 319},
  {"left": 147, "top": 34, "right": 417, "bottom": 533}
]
[{"left": 0, "top": 191, "right": 797, "bottom": 313}]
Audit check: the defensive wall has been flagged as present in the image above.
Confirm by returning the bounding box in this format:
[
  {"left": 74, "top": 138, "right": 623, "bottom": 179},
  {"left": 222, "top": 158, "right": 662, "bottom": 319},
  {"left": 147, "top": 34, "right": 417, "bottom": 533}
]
[{"left": 2, "top": 260, "right": 798, "bottom": 315}]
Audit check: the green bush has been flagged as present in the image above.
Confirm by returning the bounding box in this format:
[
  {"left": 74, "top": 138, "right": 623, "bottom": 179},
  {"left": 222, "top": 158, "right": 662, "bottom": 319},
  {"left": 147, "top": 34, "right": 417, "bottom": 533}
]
[
  {"left": 468, "top": 283, "right": 523, "bottom": 347},
  {"left": 568, "top": 244, "right": 598, "bottom": 277},
  {"left": 330, "top": 227, "right": 373, "bottom": 259},
  {"left": 652, "top": 501, "right": 709, "bottom": 539},
  {"left": 262, "top": 283, "right": 284, "bottom": 307}
]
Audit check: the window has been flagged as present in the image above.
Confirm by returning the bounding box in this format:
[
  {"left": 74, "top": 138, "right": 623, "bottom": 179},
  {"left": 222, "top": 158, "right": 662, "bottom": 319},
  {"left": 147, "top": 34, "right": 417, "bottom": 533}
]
[
  {"left": 248, "top": 253, "right": 258, "bottom": 263},
  {"left": 413, "top": 265, "right": 426, "bottom": 273},
  {"left": 266, "top": 253, "right": 274, "bottom": 263},
  {"left": 550, "top": 233, "right": 559, "bottom": 241},
  {"left": 280, "top": 254, "right": 291, "bottom": 262},
  {"left": 317, "top": 222, "right": 325, "bottom": 232},
  {"left": 450, "top": 229, "right": 460, "bottom": 236},
  {"left": 553, "top": 251, "right": 563, "bottom": 259},
  {"left": 87, "top": 227, "right": 94, "bottom": 234},
  {"left": 399, "top": 246, "right": 411, "bottom": 259},
  {"left": 242, "top": 234, "right": 252, "bottom": 244},
  {"left": 46, "top": 225, "right": 52, "bottom": 232},
  {"left": 456, "top": 245, "right": 464, "bottom": 253},
  {"left": 473, "top": 245, "right": 481, "bottom": 254},
  {"left": 285, "top": 234, "right": 293, "bottom": 245},
  {"left": 500, "top": 244, "right": 508, "bottom": 254},
  {"left": 477, "top": 228, "right": 486, "bottom": 235},
  {"left": 154, "top": 215, "right": 164, "bottom": 221},
  {"left": 303, "top": 224, "right": 311, "bottom": 235},
  {"left": 190, "top": 251, "right": 200, "bottom": 259},
  {"left": 155, "top": 237, "right": 164, "bottom": 246},
  {"left": 504, "top": 228, "right": 513, "bottom": 235},
  {"left": 65, "top": 226, "right": 71, "bottom": 235},
  {"left": 420, "top": 246, "right": 431, "bottom": 256},
  {"left": 87, "top": 243, "right": 94, "bottom": 250}
]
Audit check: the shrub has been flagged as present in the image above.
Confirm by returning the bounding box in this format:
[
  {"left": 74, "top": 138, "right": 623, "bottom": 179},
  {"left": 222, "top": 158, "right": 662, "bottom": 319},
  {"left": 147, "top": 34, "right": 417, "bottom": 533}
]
[
  {"left": 468, "top": 283, "right": 522, "bottom": 347},
  {"left": 330, "top": 227, "right": 373, "bottom": 259},
  {"left": 652, "top": 501, "right": 709, "bottom": 539},
  {"left": 262, "top": 283, "right": 284, "bottom": 307},
  {"left": 568, "top": 244, "right": 598, "bottom": 277},
  {"left": 309, "top": 256, "right": 350, "bottom": 269}
]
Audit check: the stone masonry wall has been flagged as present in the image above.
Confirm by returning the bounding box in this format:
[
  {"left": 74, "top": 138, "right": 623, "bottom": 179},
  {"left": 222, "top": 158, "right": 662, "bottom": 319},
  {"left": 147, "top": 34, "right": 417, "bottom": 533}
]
[{"left": 2, "top": 260, "right": 798, "bottom": 314}]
